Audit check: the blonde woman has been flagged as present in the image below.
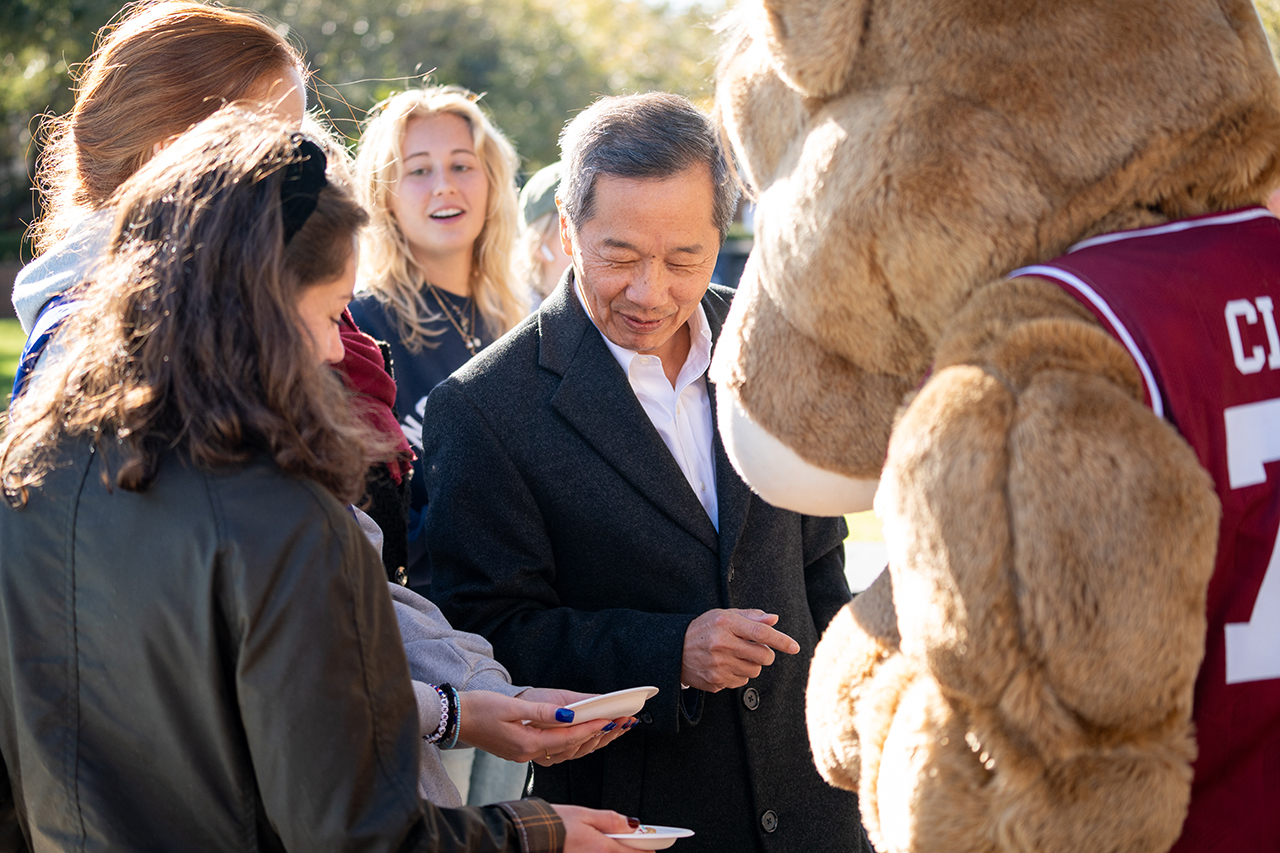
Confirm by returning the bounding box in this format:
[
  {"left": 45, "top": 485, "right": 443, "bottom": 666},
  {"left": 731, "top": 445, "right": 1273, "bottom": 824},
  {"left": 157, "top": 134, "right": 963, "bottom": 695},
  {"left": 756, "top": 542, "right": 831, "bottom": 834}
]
[
  {"left": 350, "top": 85, "right": 528, "bottom": 590},
  {"left": 348, "top": 87, "right": 536, "bottom": 805}
]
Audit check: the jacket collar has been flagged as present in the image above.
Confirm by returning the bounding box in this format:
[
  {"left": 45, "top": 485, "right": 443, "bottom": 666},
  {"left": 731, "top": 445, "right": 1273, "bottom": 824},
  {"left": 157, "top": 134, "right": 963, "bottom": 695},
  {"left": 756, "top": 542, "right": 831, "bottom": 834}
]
[
  {"left": 538, "top": 271, "right": 748, "bottom": 557},
  {"left": 691, "top": 286, "right": 751, "bottom": 570}
]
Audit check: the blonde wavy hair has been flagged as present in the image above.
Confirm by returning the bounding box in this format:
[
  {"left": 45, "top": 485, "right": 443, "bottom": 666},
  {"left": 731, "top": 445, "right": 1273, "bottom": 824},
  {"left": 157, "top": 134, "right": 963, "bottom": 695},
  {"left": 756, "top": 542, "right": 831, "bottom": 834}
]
[{"left": 354, "top": 86, "right": 527, "bottom": 351}]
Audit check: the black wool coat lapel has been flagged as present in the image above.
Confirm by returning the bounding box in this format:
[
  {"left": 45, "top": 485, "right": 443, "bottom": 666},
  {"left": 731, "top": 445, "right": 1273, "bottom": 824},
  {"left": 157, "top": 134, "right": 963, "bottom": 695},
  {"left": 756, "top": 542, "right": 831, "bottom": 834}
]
[
  {"left": 539, "top": 276, "right": 721, "bottom": 555},
  {"left": 699, "top": 292, "right": 752, "bottom": 581}
]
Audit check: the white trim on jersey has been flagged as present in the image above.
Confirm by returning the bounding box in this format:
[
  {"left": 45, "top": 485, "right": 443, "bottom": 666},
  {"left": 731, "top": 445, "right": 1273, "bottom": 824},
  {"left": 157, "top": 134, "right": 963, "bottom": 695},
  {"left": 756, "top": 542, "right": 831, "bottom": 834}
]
[
  {"left": 1067, "top": 207, "right": 1277, "bottom": 254},
  {"left": 1008, "top": 264, "right": 1165, "bottom": 419}
]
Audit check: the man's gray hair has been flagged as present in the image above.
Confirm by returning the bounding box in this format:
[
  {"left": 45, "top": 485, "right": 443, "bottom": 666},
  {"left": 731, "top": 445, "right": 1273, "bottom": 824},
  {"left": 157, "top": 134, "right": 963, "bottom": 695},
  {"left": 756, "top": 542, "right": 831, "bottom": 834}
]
[{"left": 558, "top": 92, "right": 740, "bottom": 242}]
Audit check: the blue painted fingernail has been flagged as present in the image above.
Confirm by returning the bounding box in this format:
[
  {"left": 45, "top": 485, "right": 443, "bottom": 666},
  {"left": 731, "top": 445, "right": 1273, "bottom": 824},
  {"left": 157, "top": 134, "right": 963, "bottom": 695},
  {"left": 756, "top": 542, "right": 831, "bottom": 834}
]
[
  {"left": 602, "top": 722, "right": 617, "bottom": 732},
  {"left": 555, "top": 708, "right": 575, "bottom": 723}
]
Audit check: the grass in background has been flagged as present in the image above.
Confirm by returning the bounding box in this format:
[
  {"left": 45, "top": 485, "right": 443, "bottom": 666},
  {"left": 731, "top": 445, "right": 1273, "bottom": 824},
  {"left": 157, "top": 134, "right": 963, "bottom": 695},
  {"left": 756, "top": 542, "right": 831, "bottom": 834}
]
[
  {"left": 844, "top": 509, "right": 886, "bottom": 592},
  {"left": 0, "top": 319, "right": 24, "bottom": 411}
]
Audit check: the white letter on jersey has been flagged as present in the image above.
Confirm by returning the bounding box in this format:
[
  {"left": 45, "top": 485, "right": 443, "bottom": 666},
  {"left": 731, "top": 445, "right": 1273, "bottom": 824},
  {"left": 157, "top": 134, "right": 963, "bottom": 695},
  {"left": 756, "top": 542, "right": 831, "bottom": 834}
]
[
  {"left": 1223, "top": 396, "right": 1280, "bottom": 684},
  {"left": 1257, "top": 296, "right": 1280, "bottom": 369},
  {"left": 1226, "top": 299, "right": 1266, "bottom": 375}
]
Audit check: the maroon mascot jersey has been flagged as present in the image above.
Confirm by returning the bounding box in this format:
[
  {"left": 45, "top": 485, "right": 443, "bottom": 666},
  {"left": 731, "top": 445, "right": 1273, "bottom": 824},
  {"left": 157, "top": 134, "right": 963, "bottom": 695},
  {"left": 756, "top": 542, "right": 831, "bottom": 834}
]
[{"left": 1009, "top": 207, "right": 1280, "bottom": 852}]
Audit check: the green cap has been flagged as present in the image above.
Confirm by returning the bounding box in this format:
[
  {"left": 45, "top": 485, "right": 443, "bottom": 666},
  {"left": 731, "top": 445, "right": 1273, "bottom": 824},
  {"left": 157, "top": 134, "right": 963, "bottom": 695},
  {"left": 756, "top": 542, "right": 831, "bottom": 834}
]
[{"left": 519, "top": 161, "right": 563, "bottom": 228}]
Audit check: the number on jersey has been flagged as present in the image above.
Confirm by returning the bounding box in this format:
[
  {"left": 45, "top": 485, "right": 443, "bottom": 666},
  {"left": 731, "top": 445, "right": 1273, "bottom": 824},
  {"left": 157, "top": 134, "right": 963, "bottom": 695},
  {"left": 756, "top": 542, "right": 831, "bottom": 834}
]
[{"left": 1223, "top": 397, "right": 1280, "bottom": 684}]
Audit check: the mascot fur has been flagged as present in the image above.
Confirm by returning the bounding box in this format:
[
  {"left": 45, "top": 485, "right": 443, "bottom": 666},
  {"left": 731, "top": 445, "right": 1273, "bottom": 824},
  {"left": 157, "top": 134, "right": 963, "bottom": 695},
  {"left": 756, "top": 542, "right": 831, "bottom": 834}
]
[{"left": 711, "top": 0, "right": 1280, "bottom": 850}]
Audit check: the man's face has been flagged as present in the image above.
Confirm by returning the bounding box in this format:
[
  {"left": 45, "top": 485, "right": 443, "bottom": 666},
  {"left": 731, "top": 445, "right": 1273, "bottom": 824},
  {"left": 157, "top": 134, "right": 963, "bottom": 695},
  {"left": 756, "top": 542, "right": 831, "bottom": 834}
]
[{"left": 561, "top": 166, "right": 720, "bottom": 365}]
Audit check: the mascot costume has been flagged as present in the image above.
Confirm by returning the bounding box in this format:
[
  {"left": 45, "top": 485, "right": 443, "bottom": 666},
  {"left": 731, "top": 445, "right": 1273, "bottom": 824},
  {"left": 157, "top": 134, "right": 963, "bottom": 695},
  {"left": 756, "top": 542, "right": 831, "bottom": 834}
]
[{"left": 711, "top": 0, "right": 1280, "bottom": 850}]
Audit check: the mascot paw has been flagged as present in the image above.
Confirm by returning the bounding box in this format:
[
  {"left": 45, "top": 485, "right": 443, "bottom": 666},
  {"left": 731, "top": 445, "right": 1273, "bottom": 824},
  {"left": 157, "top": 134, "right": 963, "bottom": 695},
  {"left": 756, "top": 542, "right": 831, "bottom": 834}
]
[
  {"left": 862, "top": 671, "right": 997, "bottom": 853},
  {"left": 808, "top": 571, "right": 900, "bottom": 790}
]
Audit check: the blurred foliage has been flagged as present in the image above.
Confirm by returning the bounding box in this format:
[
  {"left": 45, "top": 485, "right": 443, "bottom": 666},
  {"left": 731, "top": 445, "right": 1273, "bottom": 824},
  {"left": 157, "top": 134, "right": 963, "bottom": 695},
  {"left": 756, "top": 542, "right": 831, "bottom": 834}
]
[
  {"left": 1, "top": 0, "right": 126, "bottom": 244},
  {"left": 1258, "top": 0, "right": 1280, "bottom": 53},
  {"left": 0, "top": 319, "right": 25, "bottom": 406},
  {"left": 252, "top": 0, "right": 724, "bottom": 165},
  {"left": 10, "top": 0, "right": 1280, "bottom": 256},
  {"left": 0, "top": 0, "right": 727, "bottom": 249}
]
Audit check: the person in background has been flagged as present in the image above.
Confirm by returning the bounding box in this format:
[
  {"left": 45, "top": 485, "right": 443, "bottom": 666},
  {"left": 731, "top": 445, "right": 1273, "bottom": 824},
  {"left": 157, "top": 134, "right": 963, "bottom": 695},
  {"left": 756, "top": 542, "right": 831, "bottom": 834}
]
[
  {"left": 516, "top": 161, "right": 573, "bottom": 308},
  {"left": 11, "top": 0, "right": 307, "bottom": 370},
  {"left": 349, "top": 85, "right": 528, "bottom": 597},
  {"left": 348, "top": 86, "right": 534, "bottom": 805},
  {"left": 0, "top": 106, "right": 636, "bottom": 853},
  {"left": 420, "top": 93, "right": 873, "bottom": 852}
]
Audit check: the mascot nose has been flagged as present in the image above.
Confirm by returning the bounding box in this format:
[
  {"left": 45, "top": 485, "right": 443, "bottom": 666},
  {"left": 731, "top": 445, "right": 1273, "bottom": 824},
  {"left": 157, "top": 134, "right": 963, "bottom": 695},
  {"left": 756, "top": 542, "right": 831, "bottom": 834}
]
[{"left": 717, "top": 390, "right": 878, "bottom": 516}]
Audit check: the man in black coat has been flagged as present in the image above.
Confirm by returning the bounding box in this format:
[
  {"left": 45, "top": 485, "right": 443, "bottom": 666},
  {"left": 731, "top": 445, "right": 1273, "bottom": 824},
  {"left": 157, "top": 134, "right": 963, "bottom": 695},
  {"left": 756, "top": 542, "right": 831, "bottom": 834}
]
[{"left": 423, "top": 93, "right": 871, "bottom": 853}]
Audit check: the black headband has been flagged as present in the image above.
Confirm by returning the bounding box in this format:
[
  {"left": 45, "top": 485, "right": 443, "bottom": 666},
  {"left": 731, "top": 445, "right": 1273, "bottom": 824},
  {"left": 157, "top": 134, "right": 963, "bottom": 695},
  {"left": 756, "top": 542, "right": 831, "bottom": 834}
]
[{"left": 280, "top": 135, "right": 328, "bottom": 245}]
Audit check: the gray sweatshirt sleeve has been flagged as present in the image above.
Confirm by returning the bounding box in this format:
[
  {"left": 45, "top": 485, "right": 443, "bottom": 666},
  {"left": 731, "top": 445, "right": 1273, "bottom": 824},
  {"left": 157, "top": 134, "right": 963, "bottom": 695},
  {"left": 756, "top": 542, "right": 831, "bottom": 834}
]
[
  {"left": 390, "top": 583, "right": 525, "bottom": 697},
  {"left": 393, "top": 584, "right": 529, "bottom": 806}
]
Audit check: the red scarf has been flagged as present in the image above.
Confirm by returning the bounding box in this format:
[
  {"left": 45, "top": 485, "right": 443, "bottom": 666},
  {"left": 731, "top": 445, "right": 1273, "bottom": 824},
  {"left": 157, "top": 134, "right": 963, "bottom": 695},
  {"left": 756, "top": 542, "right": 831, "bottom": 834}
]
[{"left": 335, "top": 309, "right": 414, "bottom": 483}]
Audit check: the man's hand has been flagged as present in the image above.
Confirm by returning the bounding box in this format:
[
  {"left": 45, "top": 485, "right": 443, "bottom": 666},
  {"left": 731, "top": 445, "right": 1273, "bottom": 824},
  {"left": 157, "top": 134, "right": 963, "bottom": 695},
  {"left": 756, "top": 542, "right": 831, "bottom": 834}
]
[{"left": 680, "top": 609, "right": 800, "bottom": 692}]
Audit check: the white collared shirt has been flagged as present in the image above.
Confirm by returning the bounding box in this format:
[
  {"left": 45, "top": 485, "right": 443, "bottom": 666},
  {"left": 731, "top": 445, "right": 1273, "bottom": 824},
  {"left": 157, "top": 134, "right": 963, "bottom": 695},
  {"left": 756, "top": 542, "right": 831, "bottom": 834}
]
[{"left": 575, "top": 284, "right": 719, "bottom": 530}]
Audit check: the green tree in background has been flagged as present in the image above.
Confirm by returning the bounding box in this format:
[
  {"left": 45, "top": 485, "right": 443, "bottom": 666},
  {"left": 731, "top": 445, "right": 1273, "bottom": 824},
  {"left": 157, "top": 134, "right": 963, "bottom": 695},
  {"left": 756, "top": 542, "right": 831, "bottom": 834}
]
[
  {"left": 1, "top": 0, "right": 124, "bottom": 247},
  {"left": 0, "top": 0, "right": 725, "bottom": 249},
  {"left": 10, "top": 0, "right": 1280, "bottom": 256},
  {"left": 1259, "top": 0, "right": 1280, "bottom": 52},
  {"left": 249, "top": 0, "right": 722, "bottom": 168}
]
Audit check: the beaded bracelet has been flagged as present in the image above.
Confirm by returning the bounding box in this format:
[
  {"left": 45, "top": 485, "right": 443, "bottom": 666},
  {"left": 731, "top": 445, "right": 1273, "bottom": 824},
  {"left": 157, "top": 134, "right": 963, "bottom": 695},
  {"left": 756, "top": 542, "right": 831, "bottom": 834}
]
[
  {"left": 439, "top": 683, "right": 461, "bottom": 750},
  {"left": 425, "top": 684, "right": 449, "bottom": 744}
]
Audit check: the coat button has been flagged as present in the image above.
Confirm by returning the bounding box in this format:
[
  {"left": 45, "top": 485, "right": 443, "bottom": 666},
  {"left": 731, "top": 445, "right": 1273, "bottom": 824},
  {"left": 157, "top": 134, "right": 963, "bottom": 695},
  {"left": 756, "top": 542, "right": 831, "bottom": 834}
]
[
  {"left": 742, "top": 687, "right": 760, "bottom": 711},
  {"left": 760, "top": 810, "right": 778, "bottom": 833},
  {"left": 640, "top": 712, "right": 653, "bottom": 725}
]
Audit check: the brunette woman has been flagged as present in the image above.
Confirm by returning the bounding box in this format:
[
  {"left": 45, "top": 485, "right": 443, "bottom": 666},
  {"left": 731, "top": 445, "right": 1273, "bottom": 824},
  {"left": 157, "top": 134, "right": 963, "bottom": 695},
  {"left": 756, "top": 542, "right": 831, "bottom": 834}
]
[{"left": 0, "top": 107, "right": 634, "bottom": 853}]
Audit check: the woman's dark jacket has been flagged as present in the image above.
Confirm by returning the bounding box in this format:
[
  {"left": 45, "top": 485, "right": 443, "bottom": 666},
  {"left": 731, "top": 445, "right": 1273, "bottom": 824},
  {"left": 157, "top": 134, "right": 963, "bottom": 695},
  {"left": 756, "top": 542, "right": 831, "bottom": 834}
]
[
  {"left": 0, "top": 439, "right": 558, "bottom": 852},
  {"left": 349, "top": 290, "right": 494, "bottom": 597}
]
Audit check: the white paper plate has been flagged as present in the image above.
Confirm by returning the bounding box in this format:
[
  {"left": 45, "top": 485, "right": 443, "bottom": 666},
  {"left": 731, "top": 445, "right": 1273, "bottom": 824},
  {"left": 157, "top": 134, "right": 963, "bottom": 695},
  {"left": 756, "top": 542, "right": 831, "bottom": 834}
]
[
  {"left": 562, "top": 685, "right": 658, "bottom": 723},
  {"left": 605, "top": 825, "right": 694, "bottom": 850}
]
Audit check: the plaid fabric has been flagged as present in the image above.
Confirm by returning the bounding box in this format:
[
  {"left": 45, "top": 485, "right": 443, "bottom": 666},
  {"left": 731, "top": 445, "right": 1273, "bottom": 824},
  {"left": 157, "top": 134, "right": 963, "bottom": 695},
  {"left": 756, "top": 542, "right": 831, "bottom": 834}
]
[{"left": 498, "top": 798, "right": 564, "bottom": 853}]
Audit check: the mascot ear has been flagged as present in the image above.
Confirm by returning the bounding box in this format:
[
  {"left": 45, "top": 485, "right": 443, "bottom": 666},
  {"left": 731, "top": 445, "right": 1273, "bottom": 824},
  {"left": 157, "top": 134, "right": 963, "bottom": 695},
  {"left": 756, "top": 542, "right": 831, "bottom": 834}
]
[
  {"left": 752, "top": 0, "right": 867, "bottom": 99},
  {"left": 715, "top": 25, "right": 809, "bottom": 193}
]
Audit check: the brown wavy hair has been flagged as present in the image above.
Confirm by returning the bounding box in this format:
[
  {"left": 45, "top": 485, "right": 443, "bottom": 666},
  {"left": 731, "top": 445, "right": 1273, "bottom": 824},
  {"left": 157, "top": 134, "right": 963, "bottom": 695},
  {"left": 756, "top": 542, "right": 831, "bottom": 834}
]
[
  {"left": 32, "top": 0, "right": 305, "bottom": 253},
  {"left": 1, "top": 107, "right": 385, "bottom": 505}
]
